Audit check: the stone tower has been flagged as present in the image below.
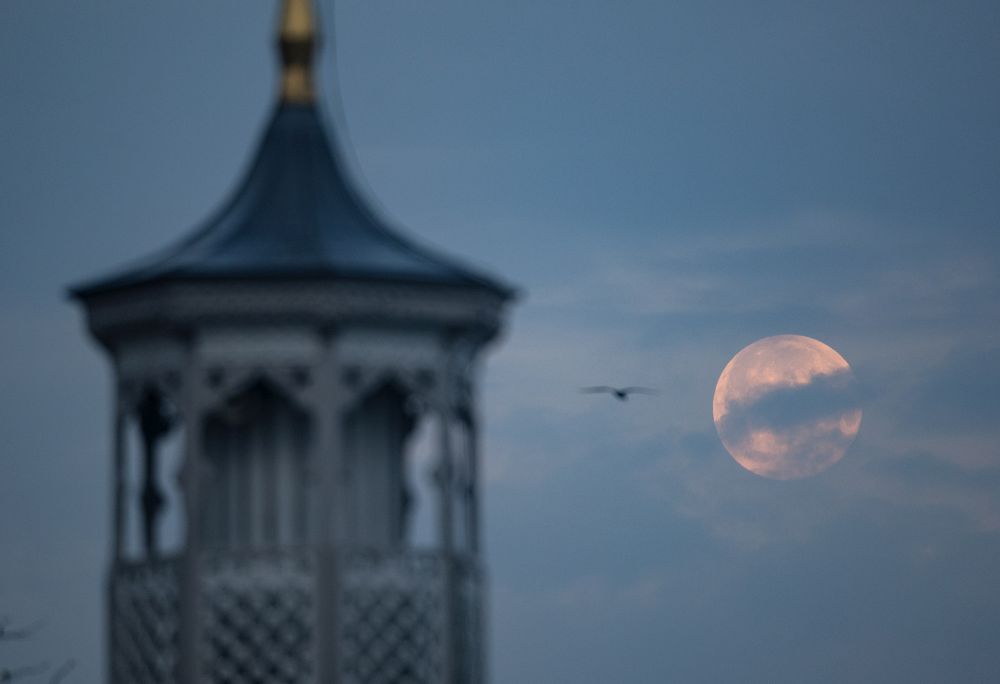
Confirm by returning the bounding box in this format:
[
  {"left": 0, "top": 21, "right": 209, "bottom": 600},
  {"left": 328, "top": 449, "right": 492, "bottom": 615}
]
[{"left": 70, "top": 1, "right": 514, "bottom": 682}]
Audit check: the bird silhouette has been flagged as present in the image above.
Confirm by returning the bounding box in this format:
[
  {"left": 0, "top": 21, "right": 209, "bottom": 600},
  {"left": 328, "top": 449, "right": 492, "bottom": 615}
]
[{"left": 580, "top": 386, "right": 658, "bottom": 401}]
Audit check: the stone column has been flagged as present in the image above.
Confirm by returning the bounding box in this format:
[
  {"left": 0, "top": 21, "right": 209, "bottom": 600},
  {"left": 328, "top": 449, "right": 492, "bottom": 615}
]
[
  {"left": 464, "top": 411, "right": 479, "bottom": 556},
  {"left": 435, "top": 356, "right": 460, "bottom": 684},
  {"left": 111, "top": 380, "right": 127, "bottom": 563},
  {"left": 315, "top": 330, "right": 341, "bottom": 684},
  {"left": 108, "top": 377, "right": 126, "bottom": 684},
  {"left": 178, "top": 339, "right": 204, "bottom": 684}
]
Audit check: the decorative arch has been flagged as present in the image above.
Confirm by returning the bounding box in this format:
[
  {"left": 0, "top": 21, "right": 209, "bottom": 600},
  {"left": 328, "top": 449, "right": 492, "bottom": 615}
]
[
  {"left": 342, "top": 379, "right": 421, "bottom": 550},
  {"left": 201, "top": 377, "right": 313, "bottom": 549}
]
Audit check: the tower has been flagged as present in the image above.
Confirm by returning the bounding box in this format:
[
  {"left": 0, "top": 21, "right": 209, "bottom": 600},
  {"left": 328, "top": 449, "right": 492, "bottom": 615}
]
[{"left": 70, "top": 1, "right": 514, "bottom": 682}]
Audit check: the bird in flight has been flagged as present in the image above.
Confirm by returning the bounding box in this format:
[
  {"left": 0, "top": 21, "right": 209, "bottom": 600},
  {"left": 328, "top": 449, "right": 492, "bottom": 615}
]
[{"left": 580, "top": 386, "right": 658, "bottom": 401}]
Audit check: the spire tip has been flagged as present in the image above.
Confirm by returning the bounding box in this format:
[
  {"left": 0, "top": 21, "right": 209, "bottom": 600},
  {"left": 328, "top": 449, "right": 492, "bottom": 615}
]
[{"left": 279, "top": 0, "right": 319, "bottom": 104}]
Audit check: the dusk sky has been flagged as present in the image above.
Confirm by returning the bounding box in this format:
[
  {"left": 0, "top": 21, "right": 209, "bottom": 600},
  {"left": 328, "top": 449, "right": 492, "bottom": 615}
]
[{"left": 3, "top": 1, "right": 1000, "bottom": 681}]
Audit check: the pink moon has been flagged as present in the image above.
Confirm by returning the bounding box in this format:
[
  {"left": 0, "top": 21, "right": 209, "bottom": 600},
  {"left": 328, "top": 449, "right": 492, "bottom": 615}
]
[{"left": 713, "top": 335, "right": 862, "bottom": 480}]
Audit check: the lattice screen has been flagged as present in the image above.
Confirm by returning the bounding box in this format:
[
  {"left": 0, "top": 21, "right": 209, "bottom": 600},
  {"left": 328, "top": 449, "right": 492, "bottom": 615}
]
[
  {"left": 338, "top": 552, "right": 450, "bottom": 684},
  {"left": 112, "top": 559, "right": 181, "bottom": 684},
  {"left": 111, "top": 550, "right": 481, "bottom": 684},
  {"left": 199, "top": 552, "right": 318, "bottom": 684}
]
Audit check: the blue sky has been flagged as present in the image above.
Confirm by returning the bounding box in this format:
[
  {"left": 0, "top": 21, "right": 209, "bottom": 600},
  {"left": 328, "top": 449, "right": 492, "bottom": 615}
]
[{"left": 2, "top": 1, "right": 1000, "bottom": 681}]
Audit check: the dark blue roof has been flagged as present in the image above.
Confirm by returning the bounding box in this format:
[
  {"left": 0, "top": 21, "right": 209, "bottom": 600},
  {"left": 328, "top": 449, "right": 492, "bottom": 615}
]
[{"left": 72, "top": 103, "right": 512, "bottom": 298}]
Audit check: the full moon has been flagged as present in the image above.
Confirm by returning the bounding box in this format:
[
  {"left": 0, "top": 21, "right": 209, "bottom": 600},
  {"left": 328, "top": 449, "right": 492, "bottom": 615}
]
[{"left": 713, "top": 335, "right": 862, "bottom": 480}]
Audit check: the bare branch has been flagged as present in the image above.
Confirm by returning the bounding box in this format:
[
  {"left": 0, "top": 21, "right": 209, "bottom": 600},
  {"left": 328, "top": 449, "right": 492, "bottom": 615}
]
[
  {"left": 0, "top": 620, "right": 44, "bottom": 642},
  {"left": 1, "top": 619, "right": 73, "bottom": 683},
  {"left": 0, "top": 662, "right": 49, "bottom": 683},
  {"left": 48, "top": 660, "right": 76, "bottom": 684}
]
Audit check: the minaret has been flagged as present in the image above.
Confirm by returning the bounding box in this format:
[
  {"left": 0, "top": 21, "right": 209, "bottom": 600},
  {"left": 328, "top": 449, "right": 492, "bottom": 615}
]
[{"left": 71, "top": 2, "right": 514, "bottom": 682}]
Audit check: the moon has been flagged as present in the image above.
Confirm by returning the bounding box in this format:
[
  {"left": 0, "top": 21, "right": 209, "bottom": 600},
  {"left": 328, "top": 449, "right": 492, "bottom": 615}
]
[{"left": 713, "top": 335, "right": 862, "bottom": 480}]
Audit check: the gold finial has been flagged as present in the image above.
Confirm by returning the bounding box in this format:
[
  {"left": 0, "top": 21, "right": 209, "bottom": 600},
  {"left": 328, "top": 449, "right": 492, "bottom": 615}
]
[{"left": 279, "top": 0, "right": 318, "bottom": 103}]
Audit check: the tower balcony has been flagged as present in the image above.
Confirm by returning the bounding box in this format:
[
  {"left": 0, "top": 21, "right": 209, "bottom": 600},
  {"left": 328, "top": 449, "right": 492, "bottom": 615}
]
[{"left": 110, "top": 548, "right": 484, "bottom": 684}]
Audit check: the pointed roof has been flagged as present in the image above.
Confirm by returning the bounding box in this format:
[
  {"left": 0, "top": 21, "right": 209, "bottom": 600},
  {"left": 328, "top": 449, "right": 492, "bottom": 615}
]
[{"left": 71, "top": 0, "right": 512, "bottom": 300}]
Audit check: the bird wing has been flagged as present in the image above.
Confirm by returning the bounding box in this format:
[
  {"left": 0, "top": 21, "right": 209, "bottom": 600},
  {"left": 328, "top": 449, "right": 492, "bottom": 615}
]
[
  {"left": 622, "top": 387, "right": 658, "bottom": 395},
  {"left": 580, "top": 386, "right": 615, "bottom": 394}
]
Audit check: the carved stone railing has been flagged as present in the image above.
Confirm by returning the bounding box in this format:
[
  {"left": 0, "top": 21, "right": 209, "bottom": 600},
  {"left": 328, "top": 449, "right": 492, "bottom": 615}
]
[
  {"left": 199, "top": 550, "right": 320, "bottom": 684},
  {"left": 337, "top": 550, "right": 484, "bottom": 684},
  {"left": 111, "top": 548, "right": 482, "bottom": 684},
  {"left": 111, "top": 557, "right": 182, "bottom": 684}
]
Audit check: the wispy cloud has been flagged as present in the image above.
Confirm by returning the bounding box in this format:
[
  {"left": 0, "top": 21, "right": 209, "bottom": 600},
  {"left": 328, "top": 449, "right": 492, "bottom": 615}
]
[{"left": 483, "top": 208, "right": 1000, "bottom": 549}]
